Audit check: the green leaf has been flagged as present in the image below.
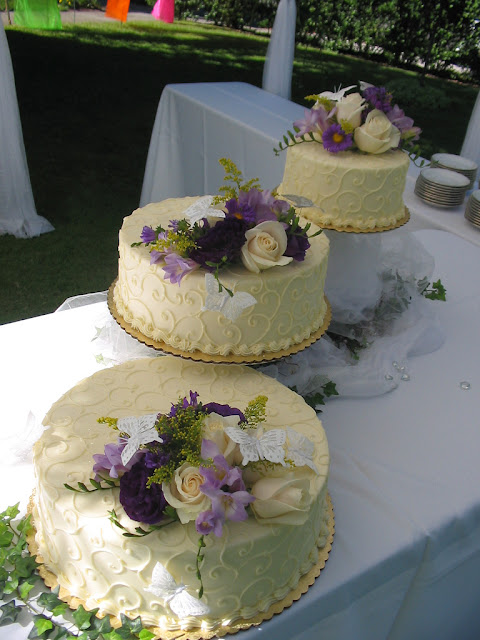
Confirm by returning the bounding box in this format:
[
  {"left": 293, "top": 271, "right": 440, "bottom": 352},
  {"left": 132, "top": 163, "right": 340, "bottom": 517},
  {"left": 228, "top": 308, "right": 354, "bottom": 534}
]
[
  {"left": 323, "top": 381, "right": 339, "bottom": 398},
  {"left": 119, "top": 614, "right": 143, "bottom": 634},
  {"left": 37, "top": 590, "right": 67, "bottom": 616},
  {"left": 19, "top": 575, "right": 38, "bottom": 599},
  {"left": 73, "top": 605, "right": 98, "bottom": 630},
  {"left": 29, "top": 615, "right": 54, "bottom": 638},
  {"left": 102, "top": 631, "right": 124, "bottom": 640},
  {"left": 16, "top": 554, "right": 38, "bottom": 578},
  {"left": 0, "top": 529, "right": 14, "bottom": 547},
  {"left": 0, "top": 503, "right": 20, "bottom": 520},
  {"left": 138, "top": 630, "right": 156, "bottom": 640},
  {"left": 0, "top": 601, "right": 22, "bottom": 626},
  {"left": 88, "top": 614, "right": 113, "bottom": 637}
]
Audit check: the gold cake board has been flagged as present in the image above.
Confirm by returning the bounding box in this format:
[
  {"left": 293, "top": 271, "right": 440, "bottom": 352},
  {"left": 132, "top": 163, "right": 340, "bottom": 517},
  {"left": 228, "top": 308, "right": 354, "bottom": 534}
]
[
  {"left": 299, "top": 207, "right": 410, "bottom": 234},
  {"left": 107, "top": 280, "right": 332, "bottom": 365},
  {"left": 27, "top": 494, "right": 335, "bottom": 640}
]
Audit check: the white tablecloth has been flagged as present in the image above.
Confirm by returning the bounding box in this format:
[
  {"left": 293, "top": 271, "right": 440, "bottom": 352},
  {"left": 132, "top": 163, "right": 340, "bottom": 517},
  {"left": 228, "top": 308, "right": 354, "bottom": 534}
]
[
  {"left": 140, "top": 82, "right": 305, "bottom": 205},
  {"left": 1, "top": 229, "right": 480, "bottom": 639},
  {"left": 140, "top": 82, "right": 480, "bottom": 248}
]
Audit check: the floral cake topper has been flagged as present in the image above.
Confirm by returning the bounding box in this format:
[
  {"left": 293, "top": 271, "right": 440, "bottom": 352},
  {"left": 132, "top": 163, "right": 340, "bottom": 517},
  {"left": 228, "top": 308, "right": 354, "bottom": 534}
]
[
  {"left": 67, "top": 392, "right": 319, "bottom": 613},
  {"left": 275, "top": 81, "right": 421, "bottom": 156},
  {"left": 134, "top": 159, "right": 320, "bottom": 320}
]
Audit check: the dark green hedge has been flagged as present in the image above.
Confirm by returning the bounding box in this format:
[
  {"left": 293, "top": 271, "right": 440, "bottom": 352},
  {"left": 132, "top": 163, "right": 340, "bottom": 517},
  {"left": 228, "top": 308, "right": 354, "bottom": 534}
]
[{"left": 175, "top": 0, "right": 480, "bottom": 81}]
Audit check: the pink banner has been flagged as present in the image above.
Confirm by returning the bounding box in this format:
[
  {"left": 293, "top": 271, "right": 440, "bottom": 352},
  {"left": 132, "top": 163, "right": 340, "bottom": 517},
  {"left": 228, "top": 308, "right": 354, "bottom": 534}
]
[{"left": 152, "top": 0, "right": 174, "bottom": 23}]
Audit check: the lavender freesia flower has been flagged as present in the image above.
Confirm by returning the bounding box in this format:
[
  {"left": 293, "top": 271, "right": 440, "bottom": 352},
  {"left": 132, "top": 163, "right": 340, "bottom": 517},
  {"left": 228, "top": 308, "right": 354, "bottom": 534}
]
[
  {"left": 200, "top": 439, "right": 245, "bottom": 492},
  {"left": 162, "top": 252, "right": 199, "bottom": 284},
  {"left": 196, "top": 509, "right": 223, "bottom": 536},
  {"left": 141, "top": 226, "right": 157, "bottom": 244},
  {"left": 92, "top": 438, "right": 144, "bottom": 479},
  {"left": 238, "top": 188, "right": 278, "bottom": 223},
  {"left": 293, "top": 106, "right": 330, "bottom": 137},
  {"left": 322, "top": 123, "right": 354, "bottom": 153},
  {"left": 386, "top": 104, "right": 421, "bottom": 142}
]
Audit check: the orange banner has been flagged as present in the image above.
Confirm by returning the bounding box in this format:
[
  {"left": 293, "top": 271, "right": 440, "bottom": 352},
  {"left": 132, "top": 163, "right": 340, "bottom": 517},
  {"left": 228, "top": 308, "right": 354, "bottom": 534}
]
[{"left": 105, "top": 0, "right": 130, "bottom": 22}]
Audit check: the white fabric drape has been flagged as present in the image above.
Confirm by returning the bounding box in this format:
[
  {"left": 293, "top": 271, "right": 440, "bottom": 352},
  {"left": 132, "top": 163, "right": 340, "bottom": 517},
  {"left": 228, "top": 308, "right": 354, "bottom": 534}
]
[
  {"left": 262, "top": 0, "right": 296, "bottom": 100},
  {"left": 0, "top": 21, "right": 54, "bottom": 238},
  {"left": 461, "top": 90, "right": 480, "bottom": 167}
]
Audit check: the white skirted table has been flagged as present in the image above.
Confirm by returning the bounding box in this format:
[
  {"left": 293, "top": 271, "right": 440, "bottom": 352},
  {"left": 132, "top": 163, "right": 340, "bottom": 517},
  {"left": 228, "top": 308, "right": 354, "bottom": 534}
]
[
  {"left": 1, "top": 229, "right": 480, "bottom": 639},
  {"left": 140, "top": 82, "right": 305, "bottom": 206}
]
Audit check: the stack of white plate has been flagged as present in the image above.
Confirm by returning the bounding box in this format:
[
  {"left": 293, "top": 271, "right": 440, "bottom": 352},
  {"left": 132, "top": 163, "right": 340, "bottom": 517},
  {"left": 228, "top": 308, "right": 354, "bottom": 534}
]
[
  {"left": 414, "top": 167, "right": 470, "bottom": 207},
  {"left": 431, "top": 153, "right": 478, "bottom": 189},
  {"left": 465, "top": 190, "right": 480, "bottom": 228}
]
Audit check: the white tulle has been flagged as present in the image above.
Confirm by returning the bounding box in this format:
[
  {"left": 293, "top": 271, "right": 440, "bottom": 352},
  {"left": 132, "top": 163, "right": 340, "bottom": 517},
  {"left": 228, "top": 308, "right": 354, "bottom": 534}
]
[
  {"left": 461, "top": 90, "right": 480, "bottom": 167},
  {"left": 262, "top": 0, "right": 296, "bottom": 100},
  {"left": 259, "top": 231, "right": 445, "bottom": 399},
  {"left": 0, "top": 21, "right": 54, "bottom": 238}
]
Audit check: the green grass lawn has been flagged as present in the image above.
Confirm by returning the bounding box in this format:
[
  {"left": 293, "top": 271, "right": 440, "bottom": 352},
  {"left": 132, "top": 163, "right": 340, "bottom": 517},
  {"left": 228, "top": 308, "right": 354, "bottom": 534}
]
[{"left": 1, "top": 17, "right": 478, "bottom": 324}]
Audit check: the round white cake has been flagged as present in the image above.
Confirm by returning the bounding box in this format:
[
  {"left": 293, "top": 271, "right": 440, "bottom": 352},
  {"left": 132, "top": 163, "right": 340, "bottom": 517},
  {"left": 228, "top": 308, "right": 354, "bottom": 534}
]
[
  {"left": 32, "top": 357, "right": 330, "bottom": 635},
  {"left": 279, "top": 144, "right": 410, "bottom": 230},
  {"left": 112, "top": 197, "right": 330, "bottom": 358}
]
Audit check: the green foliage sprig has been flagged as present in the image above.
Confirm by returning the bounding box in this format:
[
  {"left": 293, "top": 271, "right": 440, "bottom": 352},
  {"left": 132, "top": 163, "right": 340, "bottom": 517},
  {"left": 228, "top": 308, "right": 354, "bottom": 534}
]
[
  {"left": 64, "top": 477, "right": 119, "bottom": 493},
  {"left": 290, "top": 380, "right": 339, "bottom": 411},
  {"left": 0, "top": 504, "right": 156, "bottom": 639},
  {"left": 108, "top": 509, "right": 177, "bottom": 539},
  {"left": 419, "top": 278, "right": 447, "bottom": 300},
  {"left": 273, "top": 128, "right": 317, "bottom": 157}
]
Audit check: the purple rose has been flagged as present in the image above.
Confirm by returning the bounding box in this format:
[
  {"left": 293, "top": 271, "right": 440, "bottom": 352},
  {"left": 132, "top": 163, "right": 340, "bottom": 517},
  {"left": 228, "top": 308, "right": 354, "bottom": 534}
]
[{"left": 119, "top": 460, "right": 167, "bottom": 525}]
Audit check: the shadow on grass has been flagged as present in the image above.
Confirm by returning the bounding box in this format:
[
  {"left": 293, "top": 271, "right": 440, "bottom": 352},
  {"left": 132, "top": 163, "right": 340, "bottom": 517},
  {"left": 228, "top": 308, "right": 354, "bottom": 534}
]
[{"left": 0, "top": 21, "right": 477, "bottom": 323}]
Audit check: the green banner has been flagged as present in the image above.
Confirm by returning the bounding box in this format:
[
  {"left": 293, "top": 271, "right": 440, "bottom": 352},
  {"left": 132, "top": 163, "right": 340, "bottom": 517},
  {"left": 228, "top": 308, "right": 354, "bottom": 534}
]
[{"left": 14, "top": 0, "right": 62, "bottom": 29}]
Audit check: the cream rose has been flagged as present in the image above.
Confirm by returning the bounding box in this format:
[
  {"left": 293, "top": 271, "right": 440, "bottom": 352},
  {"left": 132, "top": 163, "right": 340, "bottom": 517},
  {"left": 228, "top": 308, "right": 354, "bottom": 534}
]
[
  {"left": 162, "top": 463, "right": 210, "bottom": 524},
  {"left": 241, "top": 221, "right": 293, "bottom": 274},
  {"left": 203, "top": 412, "right": 241, "bottom": 465},
  {"left": 354, "top": 109, "right": 401, "bottom": 154},
  {"left": 250, "top": 473, "right": 312, "bottom": 525},
  {"left": 335, "top": 92, "right": 365, "bottom": 129}
]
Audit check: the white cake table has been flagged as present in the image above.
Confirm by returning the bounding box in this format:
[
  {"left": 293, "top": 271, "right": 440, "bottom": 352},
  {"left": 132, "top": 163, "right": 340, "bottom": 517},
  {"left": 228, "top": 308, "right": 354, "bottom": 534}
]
[
  {"left": 1, "top": 230, "right": 480, "bottom": 639},
  {"left": 140, "top": 81, "right": 305, "bottom": 206}
]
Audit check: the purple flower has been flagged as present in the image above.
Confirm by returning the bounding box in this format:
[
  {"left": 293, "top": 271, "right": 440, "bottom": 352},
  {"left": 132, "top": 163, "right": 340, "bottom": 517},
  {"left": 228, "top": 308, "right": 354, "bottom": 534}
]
[
  {"left": 225, "top": 198, "right": 256, "bottom": 225},
  {"left": 143, "top": 444, "right": 171, "bottom": 470},
  {"left": 322, "top": 124, "right": 354, "bottom": 153},
  {"left": 169, "top": 391, "right": 200, "bottom": 417},
  {"left": 92, "top": 438, "right": 144, "bottom": 480},
  {"left": 238, "top": 188, "right": 277, "bottom": 223},
  {"left": 119, "top": 460, "right": 167, "bottom": 525},
  {"left": 210, "top": 489, "right": 255, "bottom": 524},
  {"left": 195, "top": 509, "right": 223, "bottom": 536},
  {"left": 203, "top": 401, "right": 246, "bottom": 423},
  {"left": 386, "top": 104, "right": 421, "bottom": 142},
  {"left": 293, "top": 106, "right": 330, "bottom": 137},
  {"left": 363, "top": 86, "right": 392, "bottom": 113},
  {"left": 200, "top": 440, "right": 246, "bottom": 492},
  {"left": 284, "top": 229, "right": 310, "bottom": 261},
  {"left": 168, "top": 219, "right": 180, "bottom": 232},
  {"left": 141, "top": 226, "right": 157, "bottom": 244},
  {"left": 162, "top": 252, "right": 199, "bottom": 284},
  {"left": 189, "top": 216, "right": 248, "bottom": 268}
]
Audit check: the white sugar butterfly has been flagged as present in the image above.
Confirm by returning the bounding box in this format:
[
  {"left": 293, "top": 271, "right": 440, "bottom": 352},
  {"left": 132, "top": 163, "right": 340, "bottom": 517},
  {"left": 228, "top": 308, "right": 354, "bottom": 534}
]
[
  {"left": 318, "top": 85, "right": 356, "bottom": 101},
  {"left": 224, "top": 426, "right": 286, "bottom": 466},
  {"left": 203, "top": 273, "right": 256, "bottom": 321},
  {"left": 184, "top": 196, "right": 225, "bottom": 225},
  {"left": 146, "top": 562, "right": 210, "bottom": 618},
  {"left": 286, "top": 426, "right": 318, "bottom": 474},
  {"left": 118, "top": 413, "right": 163, "bottom": 466}
]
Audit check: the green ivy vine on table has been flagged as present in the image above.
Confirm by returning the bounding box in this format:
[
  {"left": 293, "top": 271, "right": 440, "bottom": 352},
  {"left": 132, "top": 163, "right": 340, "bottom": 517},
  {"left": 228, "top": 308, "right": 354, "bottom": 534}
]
[{"left": 0, "top": 504, "right": 155, "bottom": 640}]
